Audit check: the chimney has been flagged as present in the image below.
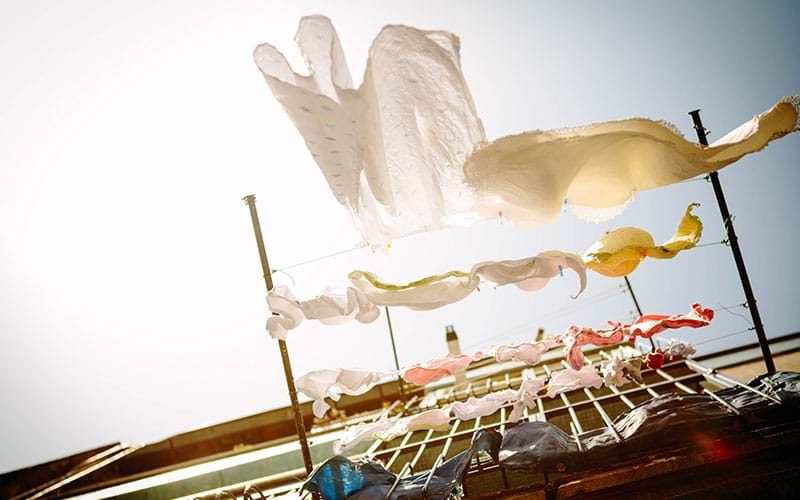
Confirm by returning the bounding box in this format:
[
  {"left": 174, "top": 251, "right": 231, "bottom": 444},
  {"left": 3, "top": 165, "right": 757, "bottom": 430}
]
[{"left": 445, "top": 325, "right": 467, "bottom": 387}]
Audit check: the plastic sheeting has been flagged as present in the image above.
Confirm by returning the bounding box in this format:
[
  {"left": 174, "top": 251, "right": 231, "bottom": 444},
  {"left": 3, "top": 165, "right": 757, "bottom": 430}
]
[
  {"left": 499, "top": 371, "right": 800, "bottom": 474},
  {"left": 304, "top": 430, "right": 501, "bottom": 500}
]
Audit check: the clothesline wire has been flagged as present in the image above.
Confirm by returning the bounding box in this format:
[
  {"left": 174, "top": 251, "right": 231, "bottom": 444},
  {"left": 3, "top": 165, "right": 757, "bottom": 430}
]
[
  {"left": 272, "top": 245, "right": 365, "bottom": 273},
  {"left": 692, "top": 327, "right": 756, "bottom": 347},
  {"left": 461, "top": 285, "right": 627, "bottom": 352},
  {"left": 717, "top": 302, "right": 753, "bottom": 327}
]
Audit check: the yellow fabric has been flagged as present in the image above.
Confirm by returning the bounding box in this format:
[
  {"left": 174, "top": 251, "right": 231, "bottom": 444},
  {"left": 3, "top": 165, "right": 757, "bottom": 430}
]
[{"left": 583, "top": 203, "right": 703, "bottom": 277}]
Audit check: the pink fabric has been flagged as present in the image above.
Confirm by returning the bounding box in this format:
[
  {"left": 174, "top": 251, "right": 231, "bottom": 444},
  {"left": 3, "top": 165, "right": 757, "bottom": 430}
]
[
  {"left": 547, "top": 366, "right": 603, "bottom": 397},
  {"left": 402, "top": 352, "right": 484, "bottom": 386},
  {"left": 491, "top": 339, "right": 557, "bottom": 365},
  {"left": 556, "top": 304, "right": 713, "bottom": 369},
  {"left": 620, "top": 303, "right": 714, "bottom": 340}
]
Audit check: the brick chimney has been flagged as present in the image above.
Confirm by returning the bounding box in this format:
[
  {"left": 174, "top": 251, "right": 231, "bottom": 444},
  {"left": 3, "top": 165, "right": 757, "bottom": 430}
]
[{"left": 446, "top": 324, "right": 467, "bottom": 387}]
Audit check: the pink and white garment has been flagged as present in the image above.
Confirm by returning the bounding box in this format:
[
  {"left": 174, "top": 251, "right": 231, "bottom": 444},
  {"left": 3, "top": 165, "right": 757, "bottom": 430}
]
[
  {"left": 296, "top": 368, "right": 388, "bottom": 418},
  {"left": 547, "top": 365, "right": 603, "bottom": 398},
  {"left": 402, "top": 352, "right": 484, "bottom": 386},
  {"left": 557, "top": 304, "right": 713, "bottom": 369},
  {"left": 491, "top": 338, "right": 556, "bottom": 365},
  {"left": 619, "top": 303, "right": 714, "bottom": 340},
  {"left": 509, "top": 371, "right": 546, "bottom": 422},
  {"left": 266, "top": 285, "right": 380, "bottom": 339},
  {"left": 451, "top": 389, "right": 519, "bottom": 421}
]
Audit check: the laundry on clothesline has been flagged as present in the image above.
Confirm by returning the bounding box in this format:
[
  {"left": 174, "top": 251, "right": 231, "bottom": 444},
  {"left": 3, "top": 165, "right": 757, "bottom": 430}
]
[
  {"left": 349, "top": 250, "right": 587, "bottom": 310},
  {"left": 295, "top": 368, "right": 389, "bottom": 419},
  {"left": 402, "top": 352, "right": 484, "bottom": 386},
  {"left": 266, "top": 204, "right": 702, "bottom": 338},
  {"left": 266, "top": 285, "right": 379, "bottom": 340},
  {"left": 255, "top": 16, "right": 799, "bottom": 243},
  {"left": 333, "top": 408, "right": 451, "bottom": 454},
  {"left": 296, "top": 305, "right": 709, "bottom": 419},
  {"left": 556, "top": 303, "right": 714, "bottom": 369},
  {"left": 451, "top": 389, "right": 520, "bottom": 421}
]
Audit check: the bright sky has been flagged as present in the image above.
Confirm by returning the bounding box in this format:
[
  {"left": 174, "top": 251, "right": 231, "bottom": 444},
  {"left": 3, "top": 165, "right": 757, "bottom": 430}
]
[{"left": 1, "top": 0, "right": 798, "bottom": 473}]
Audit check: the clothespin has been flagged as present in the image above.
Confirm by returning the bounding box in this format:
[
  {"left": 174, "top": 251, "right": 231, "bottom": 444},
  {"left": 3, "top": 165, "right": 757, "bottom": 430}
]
[
  {"left": 386, "top": 241, "right": 392, "bottom": 249},
  {"left": 558, "top": 265, "right": 564, "bottom": 277},
  {"left": 498, "top": 210, "right": 503, "bottom": 224}
]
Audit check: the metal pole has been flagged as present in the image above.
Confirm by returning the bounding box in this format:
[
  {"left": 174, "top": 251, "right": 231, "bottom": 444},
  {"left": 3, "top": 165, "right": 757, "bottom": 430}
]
[
  {"left": 242, "top": 194, "right": 315, "bottom": 474},
  {"left": 385, "top": 307, "right": 406, "bottom": 404},
  {"left": 623, "top": 275, "right": 655, "bottom": 350},
  {"left": 687, "top": 110, "right": 775, "bottom": 373}
]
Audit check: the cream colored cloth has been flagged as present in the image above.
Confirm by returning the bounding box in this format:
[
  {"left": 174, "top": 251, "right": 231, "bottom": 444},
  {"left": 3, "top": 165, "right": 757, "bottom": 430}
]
[
  {"left": 584, "top": 203, "right": 703, "bottom": 277},
  {"left": 491, "top": 339, "right": 557, "bottom": 365},
  {"left": 265, "top": 285, "right": 380, "bottom": 340},
  {"left": 465, "top": 97, "right": 799, "bottom": 226},
  {"left": 254, "top": 15, "right": 484, "bottom": 245},
  {"left": 333, "top": 417, "right": 395, "bottom": 455},
  {"left": 349, "top": 250, "right": 587, "bottom": 311},
  {"left": 295, "top": 368, "right": 388, "bottom": 418}
]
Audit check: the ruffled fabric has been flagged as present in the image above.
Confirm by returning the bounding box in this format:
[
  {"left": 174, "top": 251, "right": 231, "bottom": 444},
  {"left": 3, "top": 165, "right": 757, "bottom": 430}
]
[
  {"left": 332, "top": 408, "right": 452, "bottom": 454},
  {"left": 349, "top": 250, "right": 587, "bottom": 311},
  {"left": 451, "top": 389, "right": 519, "bottom": 421},
  {"left": 491, "top": 339, "right": 557, "bottom": 365},
  {"left": 296, "top": 368, "right": 388, "bottom": 418},
  {"left": 254, "top": 15, "right": 484, "bottom": 245},
  {"left": 402, "top": 352, "right": 484, "bottom": 386},
  {"left": 557, "top": 303, "right": 713, "bottom": 369},
  {"left": 265, "top": 285, "right": 379, "bottom": 339},
  {"left": 583, "top": 203, "right": 703, "bottom": 277},
  {"left": 547, "top": 366, "right": 604, "bottom": 398}
]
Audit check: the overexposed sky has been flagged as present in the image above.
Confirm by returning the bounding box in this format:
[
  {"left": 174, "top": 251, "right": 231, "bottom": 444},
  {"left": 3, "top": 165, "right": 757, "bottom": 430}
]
[{"left": 1, "top": 0, "right": 798, "bottom": 473}]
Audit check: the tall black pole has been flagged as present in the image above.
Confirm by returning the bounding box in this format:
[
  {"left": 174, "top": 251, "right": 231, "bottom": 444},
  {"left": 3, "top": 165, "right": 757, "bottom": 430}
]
[
  {"left": 688, "top": 111, "right": 776, "bottom": 373},
  {"left": 384, "top": 307, "right": 406, "bottom": 404},
  {"left": 623, "top": 276, "right": 655, "bottom": 350},
  {"left": 242, "top": 194, "right": 315, "bottom": 475}
]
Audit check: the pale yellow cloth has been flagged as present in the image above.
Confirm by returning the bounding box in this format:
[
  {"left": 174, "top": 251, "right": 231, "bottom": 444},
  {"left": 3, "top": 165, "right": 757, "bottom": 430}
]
[
  {"left": 465, "top": 98, "right": 799, "bottom": 226},
  {"left": 583, "top": 203, "right": 703, "bottom": 277}
]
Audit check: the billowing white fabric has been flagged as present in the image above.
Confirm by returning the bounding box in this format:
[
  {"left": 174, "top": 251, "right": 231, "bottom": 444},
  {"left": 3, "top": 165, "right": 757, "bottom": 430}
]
[
  {"left": 600, "top": 355, "right": 642, "bottom": 387},
  {"left": 547, "top": 366, "right": 603, "bottom": 397},
  {"left": 296, "top": 368, "right": 388, "bottom": 418},
  {"left": 509, "top": 371, "right": 546, "bottom": 422},
  {"left": 256, "top": 18, "right": 799, "bottom": 241},
  {"left": 465, "top": 97, "right": 800, "bottom": 226},
  {"left": 266, "top": 285, "right": 379, "bottom": 339},
  {"left": 451, "top": 389, "right": 519, "bottom": 421},
  {"left": 349, "top": 250, "right": 586, "bottom": 311},
  {"left": 255, "top": 15, "right": 485, "bottom": 245},
  {"left": 491, "top": 338, "right": 557, "bottom": 365},
  {"left": 373, "top": 408, "right": 452, "bottom": 441}
]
